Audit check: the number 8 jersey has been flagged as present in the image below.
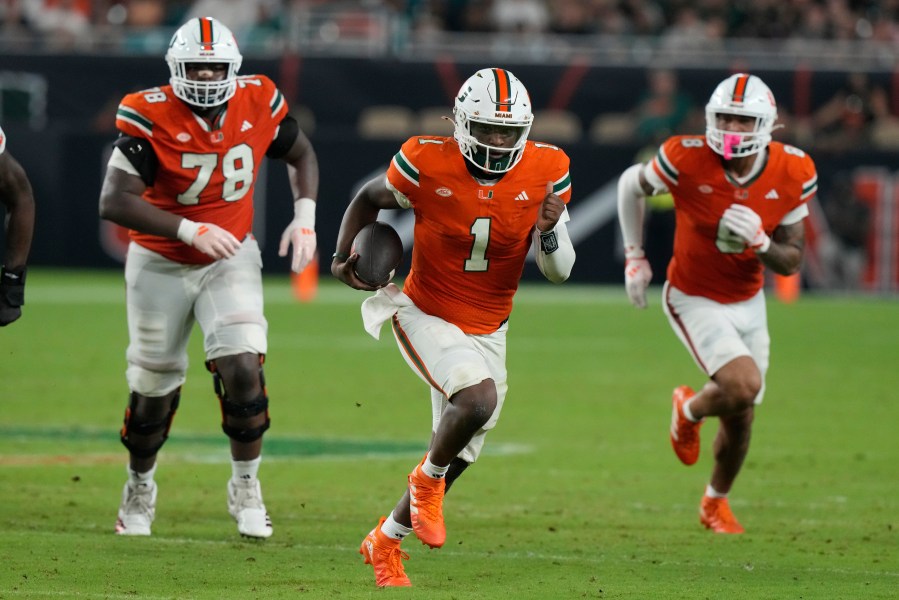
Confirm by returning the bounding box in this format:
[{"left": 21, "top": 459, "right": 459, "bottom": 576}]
[
  {"left": 114, "top": 75, "right": 288, "bottom": 264},
  {"left": 646, "top": 136, "right": 817, "bottom": 303}
]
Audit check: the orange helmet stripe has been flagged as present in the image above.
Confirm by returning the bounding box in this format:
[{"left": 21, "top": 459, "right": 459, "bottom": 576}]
[
  {"left": 199, "top": 17, "right": 214, "bottom": 51},
  {"left": 492, "top": 68, "right": 512, "bottom": 112},
  {"left": 732, "top": 74, "right": 750, "bottom": 103}
]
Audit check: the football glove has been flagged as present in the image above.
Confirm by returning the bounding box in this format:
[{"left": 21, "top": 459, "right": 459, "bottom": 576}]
[
  {"left": 279, "top": 197, "right": 317, "bottom": 273},
  {"left": 722, "top": 204, "right": 771, "bottom": 253},
  {"left": 624, "top": 247, "right": 652, "bottom": 309},
  {"left": 177, "top": 219, "right": 241, "bottom": 260}
]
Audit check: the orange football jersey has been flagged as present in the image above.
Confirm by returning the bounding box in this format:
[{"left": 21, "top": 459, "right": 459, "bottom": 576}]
[
  {"left": 387, "top": 136, "right": 571, "bottom": 334},
  {"left": 650, "top": 136, "right": 817, "bottom": 303},
  {"left": 115, "top": 75, "right": 288, "bottom": 264}
]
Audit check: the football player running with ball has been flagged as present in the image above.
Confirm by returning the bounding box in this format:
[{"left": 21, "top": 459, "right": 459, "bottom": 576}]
[
  {"left": 0, "top": 125, "right": 35, "bottom": 327},
  {"left": 332, "top": 68, "right": 576, "bottom": 587},
  {"left": 617, "top": 73, "right": 818, "bottom": 533},
  {"left": 99, "top": 17, "right": 319, "bottom": 538}
]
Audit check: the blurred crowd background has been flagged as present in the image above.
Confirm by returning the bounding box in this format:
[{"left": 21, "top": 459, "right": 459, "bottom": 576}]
[
  {"left": 2, "top": 0, "right": 898, "bottom": 54},
  {"left": 1, "top": 0, "right": 897, "bottom": 294}
]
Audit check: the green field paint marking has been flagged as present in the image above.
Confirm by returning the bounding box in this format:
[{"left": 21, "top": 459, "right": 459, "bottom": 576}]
[
  {"left": 0, "top": 427, "right": 533, "bottom": 461},
  {"left": 0, "top": 426, "right": 425, "bottom": 458}
]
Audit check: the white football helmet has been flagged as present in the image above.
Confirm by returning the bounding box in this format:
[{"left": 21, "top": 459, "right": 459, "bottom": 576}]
[
  {"left": 453, "top": 68, "right": 533, "bottom": 173},
  {"left": 166, "top": 17, "right": 242, "bottom": 108},
  {"left": 705, "top": 73, "right": 778, "bottom": 158}
]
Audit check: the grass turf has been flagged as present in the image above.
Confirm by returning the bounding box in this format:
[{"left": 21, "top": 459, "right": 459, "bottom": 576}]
[{"left": 0, "top": 269, "right": 896, "bottom": 599}]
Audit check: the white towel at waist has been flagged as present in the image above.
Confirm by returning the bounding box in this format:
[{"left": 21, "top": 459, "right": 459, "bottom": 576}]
[{"left": 360, "top": 283, "right": 414, "bottom": 339}]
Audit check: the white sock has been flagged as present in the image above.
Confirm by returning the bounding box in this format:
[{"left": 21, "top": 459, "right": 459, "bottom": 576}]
[
  {"left": 128, "top": 463, "right": 156, "bottom": 487},
  {"left": 380, "top": 512, "right": 413, "bottom": 541},
  {"left": 705, "top": 484, "right": 728, "bottom": 499},
  {"left": 231, "top": 456, "right": 261, "bottom": 482},
  {"left": 420, "top": 454, "right": 449, "bottom": 479},
  {"left": 682, "top": 398, "right": 701, "bottom": 422}
]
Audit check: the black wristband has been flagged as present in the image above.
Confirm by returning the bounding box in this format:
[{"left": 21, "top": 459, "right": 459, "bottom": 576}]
[
  {"left": 0, "top": 266, "right": 26, "bottom": 307},
  {"left": 332, "top": 252, "right": 349, "bottom": 261},
  {"left": 539, "top": 230, "right": 559, "bottom": 254}
]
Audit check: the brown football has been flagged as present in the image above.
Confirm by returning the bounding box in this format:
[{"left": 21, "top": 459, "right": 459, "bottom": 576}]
[{"left": 351, "top": 221, "right": 403, "bottom": 286}]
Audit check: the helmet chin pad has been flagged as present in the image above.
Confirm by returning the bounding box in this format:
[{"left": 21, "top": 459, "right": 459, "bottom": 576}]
[{"left": 722, "top": 133, "right": 742, "bottom": 160}]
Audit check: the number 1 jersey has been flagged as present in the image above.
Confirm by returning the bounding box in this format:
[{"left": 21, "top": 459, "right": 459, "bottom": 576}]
[{"left": 387, "top": 136, "right": 572, "bottom": 334}]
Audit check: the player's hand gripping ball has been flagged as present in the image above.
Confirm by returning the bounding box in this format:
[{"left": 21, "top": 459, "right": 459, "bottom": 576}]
[{"left": 352, "top": 221, "right": 403, "bottom": 287}]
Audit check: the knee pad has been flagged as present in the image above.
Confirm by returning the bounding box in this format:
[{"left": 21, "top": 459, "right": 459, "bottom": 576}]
[
  {"left": 207, "top": 359, "right": 270, "bottom": 443},
  {"left": 120, "top": 390, "right": 180, "bottom": 458}
]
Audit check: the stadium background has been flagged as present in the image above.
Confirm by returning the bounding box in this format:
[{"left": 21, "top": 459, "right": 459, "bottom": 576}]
[
  {"left": 1, "top": 5, "right": 897, "bottom": 598},
  {"left": 1, "top": 1, "right": 898, "bottom": 291}
]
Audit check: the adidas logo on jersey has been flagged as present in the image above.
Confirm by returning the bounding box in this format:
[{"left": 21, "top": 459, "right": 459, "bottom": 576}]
[
  {"left": 241, "top": 120, "right": 253, "bottom": 132},
  {"left": 514, "top": 191, "right": 529, "bottom": 201},
  {"left": 765, "top": 189, "right": 779, "bottom": 200}
]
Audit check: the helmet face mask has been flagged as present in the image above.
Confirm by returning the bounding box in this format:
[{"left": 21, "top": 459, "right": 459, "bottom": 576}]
[
  {"left": 166, "top": 17, "right": 242, "bottom": 108},
  {"left": 705, "top": 73, "right": 777, "bottom": 159},
  {"left": 453, "top": 68, "right": 533, "bottom": 174}
]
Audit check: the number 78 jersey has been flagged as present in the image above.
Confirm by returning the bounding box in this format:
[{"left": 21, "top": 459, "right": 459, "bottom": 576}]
[
  {"left": 387, "top": 136, "right": 571, "bottom": 334},
  {"left": 115, "top": 75, "right": 288, "bottom": 264}
]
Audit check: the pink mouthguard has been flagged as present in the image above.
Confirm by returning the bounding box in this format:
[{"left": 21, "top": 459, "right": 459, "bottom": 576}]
[{"left": 722, "top": 133, "right": 742, "bottom": 160}]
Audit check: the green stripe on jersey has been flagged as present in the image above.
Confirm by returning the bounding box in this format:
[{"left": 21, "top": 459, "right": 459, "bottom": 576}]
[
  {"left": 393, "top": 151, "right": 419, "bottom": 185},
  {"left": 655, "top": 148, "right": 678, "bottom": 183},
  {"left": 802, "top": 176, "right": 818, "bottom": 198},
  {"left": 553, "top": 172, "right": 571, "bottom": 194},
  {"left": 270, "top": 89, "right": 283, "bottom": 113},
  {"left": 116, "top": 106, "right": 153, "bottom": 131}
]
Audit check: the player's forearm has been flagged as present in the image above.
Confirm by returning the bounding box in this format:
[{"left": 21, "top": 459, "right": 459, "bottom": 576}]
[
  {"left": 757, "top": 222, "right": 805, "bottom": 276},
  {"left": 283, "top": 130, "right": 319, "bottom": 203},
  {"left": 758, "top": 241, "right": 803, "bottom": 276},
  {"left": 99, "top": 166, "right": 183, "bottom": 238},
  {"left": 0, "top": 157, "right": 35, "bottom": 268},
  {"left": 333, "top": 178, "right": 399, "bottom": 261},
  {"left": 3, "top": 202, "right": 34, "bottom": 269},
  {"left": 534, "top": 220, "right": 575, "bottom": 283},
  {"left": 285, "top": 153, "right": 319, "bottom": 204},
  {"left": 617, "top": 164, "right": 647, "bottom": 252},
  {"left": 99, "top": 189, "right": 182, "bottom": 239}
]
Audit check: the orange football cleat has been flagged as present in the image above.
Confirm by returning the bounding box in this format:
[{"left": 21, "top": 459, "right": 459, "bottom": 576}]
[
  {"left": 700, "top": 496, "right": 745, "bottom": 534},
  {"left": 408, "top": 461, "right": 446, "bottom": 548},
  {"left": 670, "top": 385, "right": 703, "bottom": 465},
  {"left": 359, "top": 517, "right": 412, "bottom": 587}
]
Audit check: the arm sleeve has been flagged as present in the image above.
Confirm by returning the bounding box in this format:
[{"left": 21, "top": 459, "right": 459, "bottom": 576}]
[
  {"left": 533, "top": 207, "right": 575, "bottom": 283},
  {"left": 617, "top": 163, "right": 647, "bottom": 255},
  {"left": 111, "top": 135, "right": 158, "bottom": 186},
  {"left": 265, "top": 115, "right": 300, "bottom": 159}
]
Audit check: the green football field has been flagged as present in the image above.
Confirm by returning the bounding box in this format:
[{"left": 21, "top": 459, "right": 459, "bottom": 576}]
[{"left": 1, "top": 269, "right": 896, "bottom": 599}]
